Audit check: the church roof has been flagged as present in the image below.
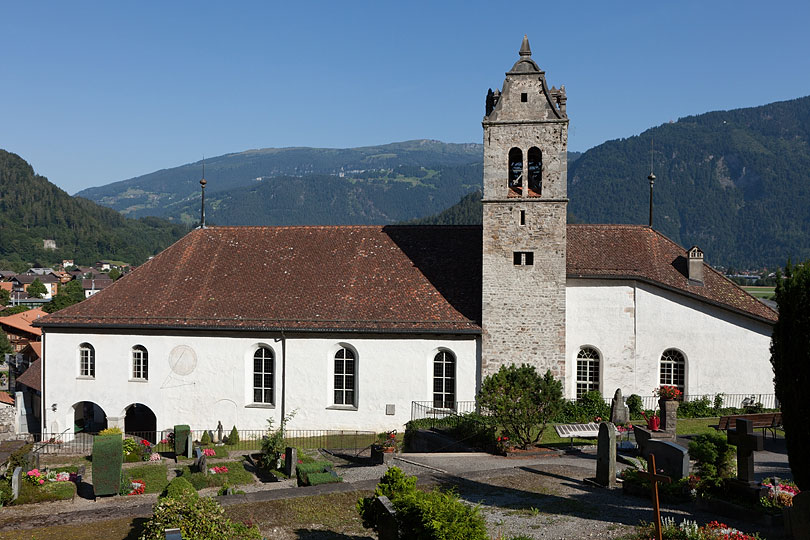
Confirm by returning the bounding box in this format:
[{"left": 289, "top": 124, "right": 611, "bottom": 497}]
[
  {"left": 36, "top": 224, "right": 776, "bottom": 333},
  {"left": 16, "top": 358, "right": 41, "bottom": 392}
]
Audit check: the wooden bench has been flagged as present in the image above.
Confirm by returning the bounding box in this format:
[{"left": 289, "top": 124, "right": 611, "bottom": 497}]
[
  {"left": 711, "top": 412, "right": 782, "bottom": 438},
  {"left": 554, "top": 423, "right": 618, "bottom": 448}
]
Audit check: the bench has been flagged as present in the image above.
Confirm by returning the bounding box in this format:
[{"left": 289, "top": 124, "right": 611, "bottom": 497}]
[
  {"left": 554, "top": 423, "right": 618, "bottom": 448},
  {"left": 711, "top": 412, "right": 782, "bottom": 439}
]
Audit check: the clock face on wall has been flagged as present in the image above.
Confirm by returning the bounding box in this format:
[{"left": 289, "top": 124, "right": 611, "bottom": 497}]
[{"left": 168, "top": 345, "right": 198, "bottom": 376}]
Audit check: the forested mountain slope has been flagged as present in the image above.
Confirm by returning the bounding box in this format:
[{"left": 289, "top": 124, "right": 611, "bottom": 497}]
[{"left": 0, "top": 150, "right": 188, "bottom": 268}]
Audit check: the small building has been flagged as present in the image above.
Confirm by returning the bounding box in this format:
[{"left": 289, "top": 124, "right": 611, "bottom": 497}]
[
  {"left": 0, "top": 308, "right": 46, "bottom": 353},
  {"left": 82, "top": 277, "right": 113, "bottom": 298}
]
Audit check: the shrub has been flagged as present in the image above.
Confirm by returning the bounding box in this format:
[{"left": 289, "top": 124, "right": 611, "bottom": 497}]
[
  {"left": 296, "top": 461, "right": 333, "bottom": 486},
  {"left": 677, "top": 396, "right": 713, "bottom": 418},
  {"left": 688, "top": 432, "right": 736, "bottom": 491},
  {"left": 393, "top": 488, "right": 488, "bottom": 540},
  {"left": 5, "top": 443, "right": 34, "bottom": 472},
  {"left": 577, "top": 390, "right": 610, "bottom": 421},
  {"left": 138, "top": 494, "right": 261, "bottom": 540},
  {"left": 226, "top": 425, "right": 240, "bottom": 445},
  {"left": 259, "top": 411, "right": 296, "bottom": 471},
  {"left": 93, "top": 434, "right": 123, "bottom": 496},
  {"left": 160, "top": 477, "right": 197, "bottom": 500},
  {"left": 200, "top": 430, "right": 211, "bottom": 445},
  {"left": 174, "top": 425, "right": 190, "bottom": 455},
  {"left": 626, "top": 394, "right": 644, "bottom": 418},
  {"left": 98, "top": 427, "right": 122, "bottom": 436},
  {"left": 477, "top": 364, "right": 564, "bottom": 448}
]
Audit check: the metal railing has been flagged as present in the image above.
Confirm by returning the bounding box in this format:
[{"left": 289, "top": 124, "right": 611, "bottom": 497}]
[
  {"left": 30, "top": 428, "right": 377, "bottom": 456},
  {"left": 410, "top": 401, "right": 477, "bottom": 422},
  {"left": 635, "top": 393, "right": 778, "bottom": 410}
]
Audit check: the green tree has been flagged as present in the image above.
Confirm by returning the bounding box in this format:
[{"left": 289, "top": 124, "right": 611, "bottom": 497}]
[
  {"left": 0, "top": 329, "right": 13, "bottom": 355},
  {"left": 770, "top": 262, "right": 810, "bottom": 490},
  {"left": 108, "top": 268, "right": 121, "bottom": 280},
  {"left": 26, "top": 278, "right": 47, "bottom": 298},
  {"left": 0, "top": 288, "right": 9, "bottom": 307},
  {"left": 477, "top": 364, "right": 564, "bottom": 448},
  {"left": 43, "top": 280, "right": 85, "bottom": 313}
]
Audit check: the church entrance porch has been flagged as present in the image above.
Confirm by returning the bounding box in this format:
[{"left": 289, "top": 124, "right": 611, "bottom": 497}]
[
  {"left": 72, "top": 401, "right": 107, "bottom": 433},
  {"left": 123, "top": 403, "right": 157, "bottom": 443}
]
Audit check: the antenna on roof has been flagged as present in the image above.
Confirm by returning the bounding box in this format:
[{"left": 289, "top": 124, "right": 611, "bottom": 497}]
[
  {"left": 648, "top": 137, "right": 655, "bottom": 228},
  {"left": 199, "top": 157, "right": 207, "bottom": 229}
]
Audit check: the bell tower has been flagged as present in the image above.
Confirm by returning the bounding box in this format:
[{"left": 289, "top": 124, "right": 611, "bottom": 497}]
[{"left": 481, "top": 35, "right": 569, "bottom": 380}]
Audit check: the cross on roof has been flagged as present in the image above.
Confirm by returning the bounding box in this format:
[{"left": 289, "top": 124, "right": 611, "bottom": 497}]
[
  {"left": 727, "top": 417, "right": 764, "bottom": 483},
  {"left": 637, "top": 453, "right": 672, "bottom": 540}
]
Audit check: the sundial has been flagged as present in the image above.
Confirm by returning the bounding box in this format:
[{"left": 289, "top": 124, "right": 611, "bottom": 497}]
[{"left": 168, "top": 345, "right": 197, "bottom": 376}]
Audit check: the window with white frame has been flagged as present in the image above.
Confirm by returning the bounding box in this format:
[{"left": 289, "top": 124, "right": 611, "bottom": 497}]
[
  {"left": 432, "top": 350, "right": 456, "bottom": 409},
  {"left": 333, "top": 347, "right": 356, "bottom": 406},
  {"left": 253, "top": 346, "right": 274, "bottom": 404},
  {"left": 576, "top": 346, "right": 600, "bottom": 398},
  {"left": 79, "top": 343, "right": 95, "bottom": 378},
  {"left": 132, "top": 345, "right": 148, "bottom": 380},
  {"left": 660, "top": 349, "right": 685, "bottom": 392}
]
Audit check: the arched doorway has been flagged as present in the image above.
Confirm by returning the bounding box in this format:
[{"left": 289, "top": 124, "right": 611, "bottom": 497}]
[
  {"left": 72, "top": 401, "right": 108, "bottom": 433},
  {"left": 124, "top": 403, "right": 157, "bottom": 443}
]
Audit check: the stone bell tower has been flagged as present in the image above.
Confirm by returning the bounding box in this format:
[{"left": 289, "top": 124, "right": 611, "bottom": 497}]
[{"left": 481, "top": 35, "right": 569, "bottom": 381}]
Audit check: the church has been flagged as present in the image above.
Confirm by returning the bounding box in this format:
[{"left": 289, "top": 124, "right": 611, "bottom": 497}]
[{"left": 35, "top": 37, "right": 776, "bottom": 437}]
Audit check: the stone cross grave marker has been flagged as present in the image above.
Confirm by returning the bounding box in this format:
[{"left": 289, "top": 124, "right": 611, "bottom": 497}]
[
  {"left": 637, "top": 453, "right": 671, "bottom": 540},
  {"left": 284, "top": 447, "right": 297, "bottom": 478},
  {"left": 727, "top": 418, "right": 763, "bottom": 484},
  {"left": 194, "top": 447, "right": 207, "bottom": 475},
  {"left": 11, "top": 466, "right": 21, "bottom": 501},
  {"left": 595, "top": 422, "right": 616, "bottom": 487},
  {"left": 610, "top": 388, "right": 629, "bottom": 425}
]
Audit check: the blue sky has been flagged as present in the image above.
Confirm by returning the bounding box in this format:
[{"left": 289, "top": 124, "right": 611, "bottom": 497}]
[{"left": 2, "top": 1, "right": 809, "bottom": 194}]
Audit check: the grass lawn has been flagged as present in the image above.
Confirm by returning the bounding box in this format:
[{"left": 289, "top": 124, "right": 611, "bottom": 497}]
[
  {"left": 124, "top": 463, "right": 169, "bottom": 494},
  {"left": 39, "top": 454, "right": 92, "bottom": 468},
  {"left": 541, "top": 417, "right": 719, "bottom": 448},
  {"left": 743, "top": 286, "right": 775, "bottom": 299},
  {"left": 175, "top": 460, "right": 254, "bottom": 489},
  {"left": 14, "top": 480, "right": 76, "bottom": 505},
  {"left": 0, "top": 517, "right": 143, "bottom": 540}
]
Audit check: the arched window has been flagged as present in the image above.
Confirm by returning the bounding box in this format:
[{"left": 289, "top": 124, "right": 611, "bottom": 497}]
[
  {"left": 253, "top": 346, "right": 274, "bottom": 404},
  {"left": 576, "top": 347, "right": 600, "bottom": 398},
  {"left": 660, "top": 349, "right": 685, "bottom": 392},
  {"left": 432, "top": 350, "right": 456, "bottom": 409},
  {"left": 334, "top": 347, "right": 356, "bottom": 406},
  {"left": 132, "top": 345, "right": 148, "bottom": 380},
  {"left": 527, "top": 146, "right": 542, "bottom": 196},
  {"left": 508, "top": 147, "right": 523, "bottom": 196},
  {"left": 79, "top": 343, "right": 95, "bottom": 378}
]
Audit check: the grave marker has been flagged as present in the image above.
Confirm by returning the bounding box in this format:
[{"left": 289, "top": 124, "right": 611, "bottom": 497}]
[
  {"left": 610, "top": 388, "right": 629, "bottom": 425},
  {"left": 643, "top": 440, "right": 689, "bottom": 480},
  {"left": 727, "top": 418, "right": 763, "bottom": 484},
  {"left": 194, "top": 447, "right": 207, "bottom": 475},
  {"left": 187, "top": 435, "right": 193, "bottom": 459},
  {"left": 284, "top": 447, "right": 297, "bottom": 477},
  {"left": 595, "top": 422, "right": 616, "bottom": 487},
  {"left": 374, "top": 495, "right": 399, "bottom": 540},
  {"left": 637, "top": 453, "right": 671, "bottom": 540},
  {"left": 10, "top": 466, "right": 21, "bottom": 501}
]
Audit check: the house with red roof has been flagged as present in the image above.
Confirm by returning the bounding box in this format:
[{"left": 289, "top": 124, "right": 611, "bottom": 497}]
[{"left": 34, "top": 38, "right": 776, "bottom": 437}]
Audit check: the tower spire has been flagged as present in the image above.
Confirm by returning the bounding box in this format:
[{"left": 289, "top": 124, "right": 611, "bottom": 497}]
[
  {"left": 519, "top": 35, "right": 531, "bottom": 57},
  {"left": 648, "top": 138, "right": 655, "bottom": 228},
  {"left": 199, "top": 157, "right": 207, "bottom": 229}
]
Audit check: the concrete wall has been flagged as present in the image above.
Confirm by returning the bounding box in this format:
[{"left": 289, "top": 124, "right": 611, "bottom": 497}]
[
  {"left": 565, "top": 279, "right": 774, "bottom": 399},
  {"left": 42, "top": 330, "right": 479, "bottom": 436}
]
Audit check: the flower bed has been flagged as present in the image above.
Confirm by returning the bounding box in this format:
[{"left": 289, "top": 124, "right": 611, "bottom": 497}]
[
  {"left": 14, "top": 469, "right": 78, "bottom": 505},
  {"left": 634, "top": 518, "right": 764, "bottom": 539},
  {"left": 176, "top": 460, "right": 254, "bottom": 490},
  {"left": 125, "top": 463, "right": 169, "bottom": 494}
]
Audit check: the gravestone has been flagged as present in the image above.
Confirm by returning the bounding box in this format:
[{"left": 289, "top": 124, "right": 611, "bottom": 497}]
[
  {"left": 164, "top": 528, "right": 182, "bottom": 540},
  {"left": 194, "top": 447, "right": 207, "bottom": 475},
  {"left": 186, "top": 436, "right": 193, "bottom": 459},
  {"left": 595, "top": 422, "right": 616, "bottom": 487},
  {"left": 374, "top": 495, "right": 399, "bottom": 540},
  {"left": 174, "top": 425, "right": 190, "bottom": 456},
  {"left": 784, "top": 490, "right": 810, "bottom": 540},
  {"left": 645, "top": 440, "right": 689, "bottom": 480},
  {"left": 92, "top": 434, "right": 123, "bottom": 496},
  {"left": 11, "top": 466, "right": 21, "bottom": 501},
  {"left": 284, "top": 447, "right": 297, "bottom": 477},
  {"left": 216, "top": 421, "right": 223, "bottom": 444},
  {"left": 726, "top": 418, "right": 767, "bottom": 503},
  {"left": 610, "top": 388, "right": 629, "bottom": 425}
]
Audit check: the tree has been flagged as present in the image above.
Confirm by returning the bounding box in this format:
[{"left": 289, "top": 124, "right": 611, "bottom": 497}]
[
  {"left": 26, "top": 278, "right": 47, "bottom": 298},
  {"left": 0, "top": 288, "right": 9, "bottom": 307},
  {"left": 0, "top": 329, "right": 13, "bottom": 355},
  {"left": 477, "top": 364, "right": 564, "bottom": 448},
  {"left": 108, "top": 268, "right": 121, "bottom": 281},
  {"left": 43, "top": 279, "right": 84, "bottom": 313},
  {"left": 770, "top": 262, "right": 810, "bottom": 491}
]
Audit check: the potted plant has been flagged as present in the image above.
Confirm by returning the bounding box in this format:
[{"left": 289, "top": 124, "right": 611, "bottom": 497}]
[
  {"left": 381, "top": 430, "right": 398, "bottom": 453},
  {"left": 654, "top": 386, "right": 682, "bottom": 432}
]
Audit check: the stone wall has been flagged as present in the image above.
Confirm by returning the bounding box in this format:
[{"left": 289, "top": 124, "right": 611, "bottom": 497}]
[{"left": 0, "top": 403, "right": 16, "bottom": 441}]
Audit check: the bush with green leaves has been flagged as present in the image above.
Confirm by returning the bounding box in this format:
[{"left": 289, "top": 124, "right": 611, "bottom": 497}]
[
  {"left": 688, "top": 432, "right": 736, "bottom": 491},
  {"left": 26, "top": 278, "right": 47, "bottom": 299},
  {"left": 477, "top": 364, "right": 564, "bottom": 448},
  {"left": 626, "top": 394, "right": 644, "bottom": 419},
  {"left": 357, "top": 467, "right": 487, "bottom": 540},
  {"left": 226, "top": 425, "right": 240, "bottom": 445},
  {"left": 200, "top": 430, "right": 211, "bottom": 445},
  {"left": 159, "top": 477, "right": 197, "bottom": 500},
  {"left": 138, "top": 494, "right": 261, "bottom": 540},
  {"left": 677, "top": 396, "right": 714, "bottom": 418},
  {"left": 259, "top": 411, "right": 296, "bottom": 471}
]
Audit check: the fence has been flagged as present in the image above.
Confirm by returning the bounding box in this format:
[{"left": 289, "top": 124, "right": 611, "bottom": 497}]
[
  {"left": 410, "top": 401, "right": 477, "bottom": 423},
  {"left": 29, "top": 428, "right": 377, "bottom": 456}
]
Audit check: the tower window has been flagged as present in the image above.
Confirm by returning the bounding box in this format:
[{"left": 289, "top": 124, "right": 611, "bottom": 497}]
[
  {"left": 508, "top": 147, "right": 523, "bottom": 196},
  {"left": 519, "top": 210, "right": 526, "bottom": 225},
  {"left": 528, "top": 147, "right": 542, "bottom": 196},
  {"left": 520, "top": 92, "right": 528, "bottom": 102},
  {"left": 513, "top": 251, "right": 534, "bottom": 266}
]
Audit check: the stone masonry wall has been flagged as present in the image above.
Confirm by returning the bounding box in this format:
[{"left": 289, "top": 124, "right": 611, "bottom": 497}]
[{"left": 0, "top": 404, "right": 16, "bottom": 441}]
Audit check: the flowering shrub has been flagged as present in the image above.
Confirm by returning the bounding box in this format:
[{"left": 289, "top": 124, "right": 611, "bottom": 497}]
[
  {"left": 640, "top": 518, "right": 764, "bottom": 539},
  {"left": 495, "top": 436, "right": 513, "bottom": 454},
  {"left": 209, "top": 466, "right": 229, "bottom": 475},
  {"left": 25, "top": 469, "right": 45, "bottom": 485},
  {"left": 203, "top": 448, "right": 216, "bottom": 457},
  {"left": 760, "top": 478, "right": 800, "bottom": 508},
  {"left": 655, "top": 385, "right": 682, "bottom": 400},
  {"left": 149, "top": 452, "right": 162, "bottom": 462},
  {"left": 382, "top": 430, "right": 398, "bottom": 449}
]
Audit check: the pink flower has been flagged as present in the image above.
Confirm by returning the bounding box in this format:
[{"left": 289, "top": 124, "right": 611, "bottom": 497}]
[{"left": 39, "top": 479, "right": 44, "bottom": 484}]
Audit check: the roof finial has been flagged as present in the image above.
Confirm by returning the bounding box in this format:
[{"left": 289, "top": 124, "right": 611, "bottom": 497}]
[
  {"left": 199, "top": 157, "right": 207, "bottom": 229},
  {"left": 519, "top": 35, "right": 531, "bottom": 57},
  {"left": 648, "top": 138, "right": 655, "bottom": 228}
]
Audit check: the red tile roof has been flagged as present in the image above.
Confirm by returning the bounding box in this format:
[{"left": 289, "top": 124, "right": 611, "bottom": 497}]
[
  {"left": 0, "top": 308, "right": 47, "bottom": 336},
  {"left": 16, "top": 358, "right": 41, "bottom": 392},
  {"left": 37, "top": 224, "right": 776, "bottom": 332},
  {"left": 0, "top": 391, "right": 13, "bottom": 405}
]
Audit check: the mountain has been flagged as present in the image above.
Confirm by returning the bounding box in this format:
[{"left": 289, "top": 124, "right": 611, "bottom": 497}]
[
  {"left": 0, "top": 150, "right": 189, "bottom": 268},
  {"left": 76, "top": 140, "right": 484, "bottom": 221},
  {"left": 410, "top": 97, "right": 810, "bottom": 268}
]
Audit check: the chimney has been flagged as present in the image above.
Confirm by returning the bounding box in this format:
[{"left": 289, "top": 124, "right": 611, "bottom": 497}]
[{"left": 687, "top": 246, "right": 704, "bottom": 284}]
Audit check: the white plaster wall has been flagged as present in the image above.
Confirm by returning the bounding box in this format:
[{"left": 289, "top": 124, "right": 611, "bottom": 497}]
[
  {"left": 566, "top": 279, "right": 773, "bottom": 400},
  {"left": 42, "top": 331, "right": 479, "bottom": 436}
]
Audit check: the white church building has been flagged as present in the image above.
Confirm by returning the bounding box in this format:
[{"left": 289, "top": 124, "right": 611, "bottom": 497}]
[{"left": 35, "top": 37, "right": 776, "bottom": 437}]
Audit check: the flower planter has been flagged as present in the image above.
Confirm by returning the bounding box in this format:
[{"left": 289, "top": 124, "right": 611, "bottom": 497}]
[{"left": 659, "top": 399, "right": 678, "bottom": 434}]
